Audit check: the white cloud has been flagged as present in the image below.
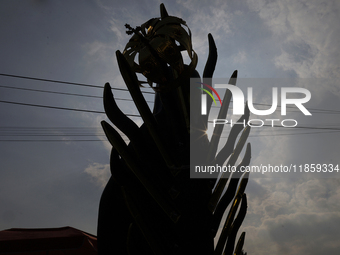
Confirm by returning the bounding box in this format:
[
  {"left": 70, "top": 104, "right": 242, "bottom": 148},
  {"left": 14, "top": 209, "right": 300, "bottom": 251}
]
[
  {"left": 82, "top": 41, "right": 116, "bottom": 65},
  {"left": 174, "top": 0, "right": 233, "bottom": 57},
  {"left": 247, "top": 0, "right": 340, "bottom": 95},
  {"left": 109, "top": 18, "right": 127, "bottom": 48},
  {"left": 242, "top": 178, "right": 340, "bottom": 255},
  {"left": 84, "top": 162, "right": 111, "bottom": 188},
  {"left": 233, "top": 50, "right": 247, "bottom": 64},
  {"left": 95, "top": 0, "right": 113, "bottom": 12}
]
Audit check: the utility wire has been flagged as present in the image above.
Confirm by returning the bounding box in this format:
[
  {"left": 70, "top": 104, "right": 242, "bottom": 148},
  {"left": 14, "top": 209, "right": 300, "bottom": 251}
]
[
  {"left": 1, "top": 72, "right": 339, "bottom": 114},
  {"left": 0, "top": 100, "right": 140, "bottom": 117},
  {"left": 0, "top": 134, "right": 106, "bottom": 136},
  {"left": 2, "top": 126, "right": 340, "bottom": 136},
  {"left": 0, "top": 139, "right": 107, "bottom": 142},
  {"left": 1, "top": 129, "right": 338, "bottom": 142},
  {"left": 0, "top": 85, "right": 103, "bottom": 98},
  {"left": 1, "top": 73, "right": 340, "bottom": 142},
  {"left": 1, "top": 84, "right": 339, "bottom": 115},
  {"left": 0, "top": 73, "right": 155, "bottom": 94},
  {"left": 2, "top": 72, "right": 340, "bottom": 114},
  {"left": 0, "top": 85, "right": 154, "bottom": 103},
  {"left": 1, "top": 82, "right": 339, "bottom": 114},
  {"left": 1, "top": 124, "right": 340, "bottom": 142},
  {"left": 248, "top": 102, "right": 340, "bottom": 114},
  {"left": 210, "top": 103, "right": 340, "bottom": 114},
  {"left": 249, "top": 130, "right": 340, "bottom": 137},
  {"left": 0, "top": 100, "right": 105, "bottom": 114},
  {"left": 1, "top": 97, "right": 340, "bottom": 137},
  {"left": 1, "top": 97, "right": 340, "bottom": 130},
  {"left": 2, "top": 124, "right": 339, "bottom": 131}
]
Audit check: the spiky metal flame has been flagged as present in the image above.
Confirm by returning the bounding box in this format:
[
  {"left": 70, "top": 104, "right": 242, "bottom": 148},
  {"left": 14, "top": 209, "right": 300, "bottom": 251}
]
[{"left": 97, "top": 3, "right": 250, "bottom": 255}]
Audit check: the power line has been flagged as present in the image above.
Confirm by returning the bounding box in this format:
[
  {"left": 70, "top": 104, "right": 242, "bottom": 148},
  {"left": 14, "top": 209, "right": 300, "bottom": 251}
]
[
  {"left": 0, "top": 129, "right": 338, "bottom": 142},
  {"left": 1, "top": 98, "right": 340, "bottom": 139},
  {"left": 0, "top": 73, "right": 103, "bottom": 88},
  {"left": 1, "top": 123, "right": 340, "bottom": 143},
  {"left": 210, "top": 103, "right": 340, "bottom": 115},
  {"left": 0, "top": 100, "right": 141, "bottom": 117},
  {"left": 1, "top": 72, "right": 339, "bottom": 114},
  {"left": 0, "top": 126, "right": 103, "bottom": 129},
  {"left": 249, "top": 130, "right": 340, "bottom": 137},
  {"left": 0, "top": 85, "right": 154, "bottom": 103},
  {"left": 0, "top": 73, "right": 155, "bottom": 94},
  {"left": 216, "top": 124, "right": 340, "bottom": 136},
  {"left": 249, "top": 102, "right": 340, "bottom": 114},
  {"left": 0, "top": 139, "right": 108, "bottom": 142},
  {"left": 0, "top": 85, "right": 102, "bottom": 98},
  {"left": 0, "top": 134, "right": 106, "bottom": 136},
  {"left": 266, "top": 124, "right": 340, "bottom": 131},
  {"left": 0, "top": 100, "right": 105, "bottom": 113},
  {"left": 1, "top": 73, "right": 340, "bottom": 142},
  {"left": 2, "top": 84, "right": 339, "bottom": 115},
  {"left": 3, "top": 126, "right": 340, "bottom": 135}
]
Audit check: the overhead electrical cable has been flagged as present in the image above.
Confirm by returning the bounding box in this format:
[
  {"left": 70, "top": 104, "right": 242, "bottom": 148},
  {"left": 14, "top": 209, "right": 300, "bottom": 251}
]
[
  {"left": 0, "top": 100, "right": 140, "bottom": 117},
  {"left": 0, "top": 73, "right": 155, "bottom": 94},
  {"left": 1, "top": 72, "right": 339, "bottom": 114},
  {"left": 0, "top": 85, "right": 154, "bottom": 103}
]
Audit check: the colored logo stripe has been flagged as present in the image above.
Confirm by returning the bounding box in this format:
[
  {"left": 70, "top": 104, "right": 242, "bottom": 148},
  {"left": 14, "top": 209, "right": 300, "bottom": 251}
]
[
  {"left": 198, "top": 88, "right": 217, "bottom": 105},
  {"left": 197, "top": 82, "right": 223, "bottom": 106}
]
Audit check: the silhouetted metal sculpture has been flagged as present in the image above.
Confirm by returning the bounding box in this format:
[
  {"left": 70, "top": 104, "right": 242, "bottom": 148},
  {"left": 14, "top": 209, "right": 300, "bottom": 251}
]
[{"left": 98, "top": 4, "right": 251, "bottom": 255}]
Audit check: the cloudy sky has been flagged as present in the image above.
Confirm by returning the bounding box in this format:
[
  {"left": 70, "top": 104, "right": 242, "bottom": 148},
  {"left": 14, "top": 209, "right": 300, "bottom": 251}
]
[{"left": 0, "top": 0, "right": 339, "bottom": 254}]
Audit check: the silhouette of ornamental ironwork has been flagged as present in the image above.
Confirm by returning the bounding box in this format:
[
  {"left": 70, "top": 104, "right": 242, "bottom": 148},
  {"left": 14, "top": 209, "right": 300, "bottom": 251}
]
[{"left": 98, "top": 4, "right": 251, "bottom": 255}]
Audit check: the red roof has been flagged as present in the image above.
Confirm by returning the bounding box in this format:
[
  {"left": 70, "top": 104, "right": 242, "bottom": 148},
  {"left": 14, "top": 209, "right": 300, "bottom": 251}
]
[{"left": 0, "top": 226, "right": 97, "bottom": 254}]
